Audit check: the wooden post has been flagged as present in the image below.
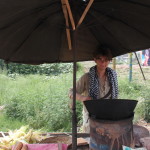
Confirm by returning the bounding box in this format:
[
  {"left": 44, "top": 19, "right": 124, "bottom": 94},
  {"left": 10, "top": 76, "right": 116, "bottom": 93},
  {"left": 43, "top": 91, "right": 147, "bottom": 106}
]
[{"left": 112, "top": 57, "right": 116, "bottom": 70}]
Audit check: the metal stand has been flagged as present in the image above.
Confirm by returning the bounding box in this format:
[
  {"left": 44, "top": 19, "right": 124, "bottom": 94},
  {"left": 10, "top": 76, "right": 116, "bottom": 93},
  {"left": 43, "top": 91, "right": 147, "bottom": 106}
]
[{"left": 134, "top": 52, "right": 146, "bottom": 80}]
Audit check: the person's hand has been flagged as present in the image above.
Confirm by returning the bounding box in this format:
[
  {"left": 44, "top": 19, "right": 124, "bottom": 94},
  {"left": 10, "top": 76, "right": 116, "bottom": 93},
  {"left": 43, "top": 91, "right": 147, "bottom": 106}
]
[{"left": 81, "top": 96, "right": 92, "bottom": 102}]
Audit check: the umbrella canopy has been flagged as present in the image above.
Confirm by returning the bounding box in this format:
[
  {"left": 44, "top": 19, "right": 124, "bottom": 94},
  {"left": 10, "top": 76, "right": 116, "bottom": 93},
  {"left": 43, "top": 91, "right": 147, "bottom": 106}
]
[
  {"left": 0, "top": 0, "right": 150, "bottom": 64},
  {"left": 1, "top": 1, "right": 150, "bottom": 149}
]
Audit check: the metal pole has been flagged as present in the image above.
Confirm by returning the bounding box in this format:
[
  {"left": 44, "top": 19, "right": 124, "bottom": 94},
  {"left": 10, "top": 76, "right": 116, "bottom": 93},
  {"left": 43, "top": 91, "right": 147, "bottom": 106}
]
[
  {"left": 72, "top": 30, "right": 77, "bottom": 150},
  {"left": 134, "top": 52, "right": 146, "bottom": 80},
  {"left": 129, "top": 53, "right": 132, "bottom": 82},
  {"left": 71, "top": 1, "right": 78, "bottom": 149}
]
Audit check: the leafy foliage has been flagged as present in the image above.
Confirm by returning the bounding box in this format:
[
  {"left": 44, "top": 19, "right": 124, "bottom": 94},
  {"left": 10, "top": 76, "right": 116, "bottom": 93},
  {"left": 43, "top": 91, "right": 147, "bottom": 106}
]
[
  {"left": 0, "top": 63, "right": 150, "bottom": 132},
  {"left": 0, "top": 113, "right": 25, "bottom": 131},
  {"left": 0, "top": 59, "right": 73, "bottom": 75},
  {"left": 118, "top": 78, "right": 150, "bottom": 123},
  {"left": 2, "top": 74, "right": 72, "bottom": 131}
]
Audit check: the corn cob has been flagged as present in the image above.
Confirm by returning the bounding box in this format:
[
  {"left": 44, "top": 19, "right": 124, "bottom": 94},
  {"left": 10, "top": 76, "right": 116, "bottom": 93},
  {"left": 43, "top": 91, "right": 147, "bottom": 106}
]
[
  {"left": 12, "top": 142, "right": 23, "bottom": 150},
  {"left": 0, "top": 145, "right": 11, "bottom": 150}
]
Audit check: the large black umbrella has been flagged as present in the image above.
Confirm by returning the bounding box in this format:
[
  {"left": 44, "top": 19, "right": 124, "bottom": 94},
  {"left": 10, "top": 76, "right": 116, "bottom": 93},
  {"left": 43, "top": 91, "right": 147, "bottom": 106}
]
[
  {"left": 0, "top": 0, "right": 150, "bottom": 64},
  {"left": 0, "top": 0, "right": 150, "bottom": 149}
]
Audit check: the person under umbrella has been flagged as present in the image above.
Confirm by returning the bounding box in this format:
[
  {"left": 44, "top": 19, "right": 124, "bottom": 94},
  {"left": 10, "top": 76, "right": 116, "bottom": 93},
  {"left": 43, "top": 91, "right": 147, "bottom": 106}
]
[{"left": 69, "top": 45, "right": 118, "bottom": 133}]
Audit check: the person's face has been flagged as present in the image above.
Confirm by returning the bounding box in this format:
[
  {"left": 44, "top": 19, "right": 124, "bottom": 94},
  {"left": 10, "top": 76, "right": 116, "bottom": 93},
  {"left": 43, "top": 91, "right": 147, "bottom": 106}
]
[{"left": 94, "top": 55, "right": 110, "bottom": 70}]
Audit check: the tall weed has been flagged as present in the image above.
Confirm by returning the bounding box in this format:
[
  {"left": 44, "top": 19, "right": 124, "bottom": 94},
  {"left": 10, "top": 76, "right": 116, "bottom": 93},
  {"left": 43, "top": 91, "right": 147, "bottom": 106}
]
[
  {"left": 2, "top": 73, "right": 83, "bottom": 132},
  {"left": 0, "top": 64, "right": 150, "bottom": 132}
]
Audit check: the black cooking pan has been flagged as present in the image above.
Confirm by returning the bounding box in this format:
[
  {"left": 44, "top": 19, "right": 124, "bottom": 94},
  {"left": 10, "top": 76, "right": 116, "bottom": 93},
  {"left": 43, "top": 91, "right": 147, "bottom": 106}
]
[{"left": 84, "top": 99, "right": 138, "bottom": 120}]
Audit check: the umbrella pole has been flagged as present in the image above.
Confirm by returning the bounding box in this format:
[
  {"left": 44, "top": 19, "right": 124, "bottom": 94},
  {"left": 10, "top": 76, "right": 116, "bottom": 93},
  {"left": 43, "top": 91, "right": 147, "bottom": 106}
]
[{"left": 72, "top": 30, "right": 77, "bottom": 150}]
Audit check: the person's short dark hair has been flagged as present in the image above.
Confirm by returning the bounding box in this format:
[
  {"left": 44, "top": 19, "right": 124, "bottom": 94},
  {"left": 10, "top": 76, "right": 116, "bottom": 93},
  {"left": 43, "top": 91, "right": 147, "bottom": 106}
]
[{"left": 93, "top": 45, "right": 113, "bottom": 60}]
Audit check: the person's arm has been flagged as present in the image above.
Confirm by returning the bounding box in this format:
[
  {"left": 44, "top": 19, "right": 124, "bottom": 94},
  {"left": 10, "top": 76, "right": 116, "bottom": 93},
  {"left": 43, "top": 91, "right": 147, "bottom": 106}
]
[
  {"left": 68, "top": 73, "right": 91, "bottom": 102},
  {"left": 69, "top": 92, "right": 91, "bottom": 102}
]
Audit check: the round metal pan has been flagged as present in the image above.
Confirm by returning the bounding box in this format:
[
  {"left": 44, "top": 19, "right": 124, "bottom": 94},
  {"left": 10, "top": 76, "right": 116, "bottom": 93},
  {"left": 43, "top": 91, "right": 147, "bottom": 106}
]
[{"left": 84, "top": 99, "right": 138, "bottom": 120}]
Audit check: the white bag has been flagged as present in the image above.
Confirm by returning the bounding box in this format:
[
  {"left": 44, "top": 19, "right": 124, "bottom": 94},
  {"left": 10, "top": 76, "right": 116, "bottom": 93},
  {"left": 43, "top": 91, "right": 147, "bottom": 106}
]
[{"left": 122, "top": 145, "right": 147, "bottom": 150}]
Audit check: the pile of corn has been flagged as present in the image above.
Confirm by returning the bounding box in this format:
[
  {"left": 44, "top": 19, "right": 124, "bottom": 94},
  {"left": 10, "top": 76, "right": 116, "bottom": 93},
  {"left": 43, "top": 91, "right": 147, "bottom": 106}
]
[{"left": 0, "top": 126, "right": 47, "bottom": 150}]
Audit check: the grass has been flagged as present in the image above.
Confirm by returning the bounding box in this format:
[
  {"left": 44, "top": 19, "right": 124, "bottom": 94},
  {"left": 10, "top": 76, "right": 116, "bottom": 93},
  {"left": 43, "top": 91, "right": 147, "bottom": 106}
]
[
  {"left": 0, "top": 113, "right": 26, "bottom": 131},
  {"left": 0, "top": 63, "right": 149, "bottom": 132},
  {"left": 0, "top": 70, "right": 84, "bottom": 132}
]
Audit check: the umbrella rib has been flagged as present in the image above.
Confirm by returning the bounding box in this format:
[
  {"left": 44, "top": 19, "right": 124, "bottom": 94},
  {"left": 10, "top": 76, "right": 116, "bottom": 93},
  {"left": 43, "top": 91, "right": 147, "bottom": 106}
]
[
  {"left": 7, "top": 15, "right": 64, "bottom": 61},
  {"left": 83, "top": 12, "right": 129, "bottom": 54},
  {"left": 101, "top": 11, "right": 150, "bottom": 39},
  {"left": 77, "top": 0, "right": 150, "bottom": 39},
  {"left": 61, "top": 0, "right": 72, "bottom": 50},
  {"left": 62, "top": 0, "right": 75, "bottom": 30},
  {"left": 125, "top": 0, "right": 150, "bottom": 8},
  {"left": 77, "top": 7, "right": 116, "bottom": 30},
  {"left": 79, "top": 8, "right": 150, "bottom": 40},
  {"left": 0, "top": 0, "right": 61, "bottom": 29},
  {"left": 95, "top": 13, "right": 150, "bottom": 51},
  {"left": 76, "top": 0, "right": 94, "bottom": 28}
]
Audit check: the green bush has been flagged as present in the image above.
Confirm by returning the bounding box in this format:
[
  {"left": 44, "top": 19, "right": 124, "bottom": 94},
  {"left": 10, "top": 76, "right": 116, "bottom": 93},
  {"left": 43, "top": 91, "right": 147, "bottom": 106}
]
[
  {"left": 0, "top": 113, "right": 25, "bottom": 131},
  {"left": 2, "top": 73, "right": 83, "bottom": 132},
  {"left": 6, "top": 63, "right": 73, "bottom": 75},
  {"left": 1, "top": 63, "right": 150, "bottom": 132},
  {"left": 118, "top": 77, "right": 150, "bottom": 122}
]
